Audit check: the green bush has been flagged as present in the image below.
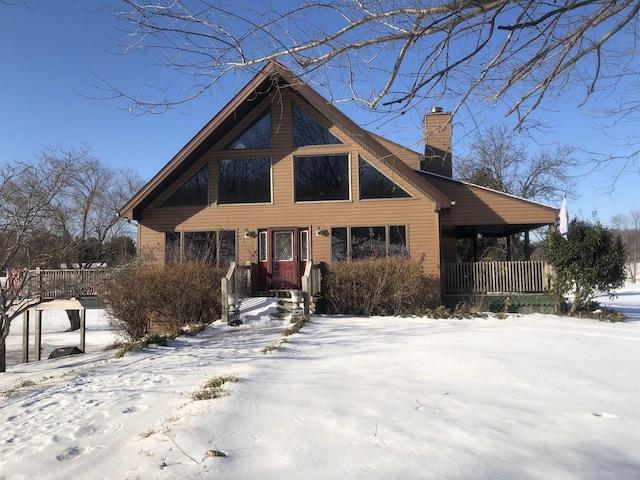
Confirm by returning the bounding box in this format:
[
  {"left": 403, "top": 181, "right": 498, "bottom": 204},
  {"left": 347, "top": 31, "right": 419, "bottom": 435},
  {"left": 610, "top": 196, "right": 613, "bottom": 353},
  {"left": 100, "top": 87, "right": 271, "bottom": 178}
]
[
  {"left": 99, "top": 261, "right": 226, "bottom": 340},
  {"left": 322, "top": 256, "right": 439, "bottom": 315}
]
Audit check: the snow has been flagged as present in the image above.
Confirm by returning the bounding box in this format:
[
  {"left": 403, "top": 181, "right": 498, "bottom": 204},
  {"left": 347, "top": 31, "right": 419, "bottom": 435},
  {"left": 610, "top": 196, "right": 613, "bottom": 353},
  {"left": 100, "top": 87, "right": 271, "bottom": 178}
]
[{"left": 2, "top": 289, "right": 640, "bottom": 479}]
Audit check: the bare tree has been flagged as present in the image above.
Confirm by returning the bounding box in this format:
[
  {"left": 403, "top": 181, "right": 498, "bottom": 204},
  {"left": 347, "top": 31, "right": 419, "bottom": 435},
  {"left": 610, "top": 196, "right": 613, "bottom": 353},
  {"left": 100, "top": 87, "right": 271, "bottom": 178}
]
[
  {"left": 456, "top": 123, "right": 578, "bottom": 202},
  {"left": 43, "top": 146, "right": 144, "bottom": 331},
  {"left": 454, "top": 123, "right": 577, "bottom": 260},
  {"left": 108, "top": 1, "right": 639, "bottom": 131},
  {"left": 0, "top": 156, "right": 73, "bottom": 372},
  {"left": 47, "top": 146, "right": 143, "bottom": 267},
  {"left": 0, "top": 148, "right": 144, "bottom": 370}
]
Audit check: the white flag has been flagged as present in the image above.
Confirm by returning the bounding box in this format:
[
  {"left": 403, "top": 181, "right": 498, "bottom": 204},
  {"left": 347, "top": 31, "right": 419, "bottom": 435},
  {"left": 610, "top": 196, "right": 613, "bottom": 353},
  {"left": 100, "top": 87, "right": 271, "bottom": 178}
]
[{"left": 559, "top": 197, "right": 569, "bottom": 240}]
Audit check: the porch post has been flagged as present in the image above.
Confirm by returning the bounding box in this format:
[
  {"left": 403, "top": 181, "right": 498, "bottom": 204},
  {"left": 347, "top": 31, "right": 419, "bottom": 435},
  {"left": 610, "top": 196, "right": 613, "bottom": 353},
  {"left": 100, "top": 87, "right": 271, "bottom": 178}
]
[
  {"left": 506, "top": 235, "right": 512, "bottom": 261},
  {"left": 473, "top": 236, "right": 478, "bottom": 262},
  {"left": 524, "top": 231, "right": 531, "bottom": 261}
]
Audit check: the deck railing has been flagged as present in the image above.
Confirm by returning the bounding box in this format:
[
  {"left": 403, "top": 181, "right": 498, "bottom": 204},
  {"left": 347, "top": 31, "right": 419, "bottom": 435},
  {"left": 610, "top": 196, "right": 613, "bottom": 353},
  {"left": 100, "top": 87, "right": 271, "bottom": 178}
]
[
  {"left": 16, "top": 268, "right": 113, "bottom": 300},
  {"left": 443, "top": 261, "right": 553, "bottom": 295}
]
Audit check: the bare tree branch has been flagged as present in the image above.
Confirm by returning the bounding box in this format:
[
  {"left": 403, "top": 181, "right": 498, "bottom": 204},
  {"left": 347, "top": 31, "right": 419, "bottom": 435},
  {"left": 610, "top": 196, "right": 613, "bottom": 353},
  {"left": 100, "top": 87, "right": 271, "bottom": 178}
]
[{"left": 107, "top": 0, "right": 638, "bottom": 126}]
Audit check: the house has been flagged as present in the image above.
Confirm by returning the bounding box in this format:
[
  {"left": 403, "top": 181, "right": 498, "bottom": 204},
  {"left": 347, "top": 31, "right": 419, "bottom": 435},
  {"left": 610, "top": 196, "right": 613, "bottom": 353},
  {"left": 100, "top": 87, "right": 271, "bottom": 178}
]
[{"left": 119, "top": 61, "right": 558, "bottom": 307}]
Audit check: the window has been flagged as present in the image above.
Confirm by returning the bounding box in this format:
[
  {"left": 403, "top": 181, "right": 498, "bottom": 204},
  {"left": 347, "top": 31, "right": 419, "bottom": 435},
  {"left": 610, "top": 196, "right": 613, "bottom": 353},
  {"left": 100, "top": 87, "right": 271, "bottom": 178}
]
[
  {"left": 293, "top": 104, "right": 343, "bottom": 146},
  {"left": 330, "top": 225, "right": 408, "bottom": 261},
  {"left": 162, "top": 166, "right": 208, "bottom": 207},
  {"left": 165, "top": 232, "right": 181, "bottom": 264},
  {"left": 164, "top": 230, "right": 236, "bottom": 266},
  {"left": 294, "top": 154, "right": 350, "bottom": 202},
  {"left": 331, "top": 227, "right": 348, "bottom": 262},
  {"left": 359, "top": 155, "right": 410, "bottom": 199},
  {"left": 351, "top": 226, "right": 386, "bottom": 259},
  {"left": 218, "top": 158, "right": 271, "bottom": 204},
  {"left": 219, "top": 230, "right": 236, "bottom": 266},
  {"left": 184, "top": 231, "right": 217, "bottom": 263},
  {"left": 389, "top": 225, "right": 408, "bottom": 257},
  {"left": 224, "top": 109, "right": 271, "bottom": 150}
]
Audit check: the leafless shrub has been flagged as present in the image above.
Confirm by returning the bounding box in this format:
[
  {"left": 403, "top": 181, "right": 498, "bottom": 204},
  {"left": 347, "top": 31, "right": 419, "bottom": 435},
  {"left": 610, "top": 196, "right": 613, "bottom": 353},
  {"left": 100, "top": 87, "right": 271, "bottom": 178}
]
[
  {"left": 99, "top": 261, "right": 225, "bottom": 340},
  {"left": 323, "top": 257, "right": 439, "bottom": 316}
]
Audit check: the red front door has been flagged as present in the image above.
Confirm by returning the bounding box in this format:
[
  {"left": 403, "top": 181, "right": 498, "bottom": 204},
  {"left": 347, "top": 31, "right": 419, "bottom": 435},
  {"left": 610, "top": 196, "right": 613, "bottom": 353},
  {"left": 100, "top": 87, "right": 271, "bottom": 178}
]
[{"left": 258, "top": 227, "right": 309, "bottom": 291}]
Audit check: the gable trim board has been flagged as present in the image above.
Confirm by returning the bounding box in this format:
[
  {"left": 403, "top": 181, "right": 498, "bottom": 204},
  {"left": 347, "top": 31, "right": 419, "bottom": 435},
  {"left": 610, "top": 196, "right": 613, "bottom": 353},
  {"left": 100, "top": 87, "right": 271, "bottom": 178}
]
[{"left": 120, "top": 61, "right": 559, "bottom": 302}]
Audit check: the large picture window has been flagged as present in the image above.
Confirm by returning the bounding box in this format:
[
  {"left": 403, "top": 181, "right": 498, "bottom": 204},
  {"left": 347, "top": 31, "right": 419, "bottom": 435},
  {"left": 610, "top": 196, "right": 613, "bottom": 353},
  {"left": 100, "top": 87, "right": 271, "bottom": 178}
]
[
  {"left": 162, "top": 166, "right": 208, "bottom": 207},
  {"left": 224, "top": 109, "right": 271, "bottom": 150},
  {"left": 218, "top": 158, "right": 271, "bottom": 204},
  {"left": 359, "top": 155, "right": 410, "bottom": 199},
  {"left": 165, "top": 230, "right": 236, "bottom": 266},
  {"left": 293, "top": 104, "right": 343, "bottom": 147},
  {"left": 294, "top": 154, "right": 350, "bottom": 202},
  {"left": 330, "top": 225, "right": 407, "bottom": 261}
]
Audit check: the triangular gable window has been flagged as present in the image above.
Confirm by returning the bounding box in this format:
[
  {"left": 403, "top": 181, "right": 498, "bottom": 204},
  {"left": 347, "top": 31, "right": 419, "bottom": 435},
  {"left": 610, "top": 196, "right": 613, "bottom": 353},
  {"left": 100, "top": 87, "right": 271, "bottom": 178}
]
[
  {"left": 293, "top": 104, "right": 343, "bottom": 147},
  {"left": 224, "top": 109, "right": 271, "bottom": 150},
  {"left": 359, "top": 156, "right": 410, "bottom": 199},
  {"left": 162, "top": 166, "right": 208, "bottom": 206}
]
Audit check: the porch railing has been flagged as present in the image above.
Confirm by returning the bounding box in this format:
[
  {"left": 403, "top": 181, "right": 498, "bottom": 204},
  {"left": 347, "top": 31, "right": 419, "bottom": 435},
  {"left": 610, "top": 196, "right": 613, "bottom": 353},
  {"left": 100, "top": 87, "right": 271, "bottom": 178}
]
[
  {"left": 301, "top": 262, "right": 322, "bottom": 298},
  {"left": 301, "top": 262, "right": 322, "bottom": 313},
  {"left": 443, "top": 261, "right": 553, "bottom": 295}
]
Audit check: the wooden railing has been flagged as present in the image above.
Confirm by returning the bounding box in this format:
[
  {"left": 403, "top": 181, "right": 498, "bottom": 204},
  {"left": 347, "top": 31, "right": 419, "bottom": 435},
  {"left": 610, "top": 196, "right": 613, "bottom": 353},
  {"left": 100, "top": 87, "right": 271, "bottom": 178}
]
[
  {"left": 443, "top": 261, "right": 553, "bottom": 295},
  {"left": 17, "top": 268, "right": 113, "bottom": 300},
  {"left": 301, "top": 262, "right": 322, "bottom": 297},
  {"left": 301, "top": 262, "right": 322, "bottom": 314}
]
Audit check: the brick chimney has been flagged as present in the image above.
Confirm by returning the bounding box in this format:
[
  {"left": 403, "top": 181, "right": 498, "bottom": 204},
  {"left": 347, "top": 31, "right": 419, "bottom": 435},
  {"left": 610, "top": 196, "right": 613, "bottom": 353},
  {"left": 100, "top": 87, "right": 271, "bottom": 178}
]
[{"left": 421, "top": 107, "right": 452, "bottom": 177}]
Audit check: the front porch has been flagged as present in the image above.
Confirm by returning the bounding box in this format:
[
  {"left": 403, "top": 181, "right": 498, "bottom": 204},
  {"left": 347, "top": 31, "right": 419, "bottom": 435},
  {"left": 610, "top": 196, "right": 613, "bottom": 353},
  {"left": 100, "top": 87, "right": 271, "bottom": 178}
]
[{"left": 442, "top": 260, "right": 557, "bottom": 312}]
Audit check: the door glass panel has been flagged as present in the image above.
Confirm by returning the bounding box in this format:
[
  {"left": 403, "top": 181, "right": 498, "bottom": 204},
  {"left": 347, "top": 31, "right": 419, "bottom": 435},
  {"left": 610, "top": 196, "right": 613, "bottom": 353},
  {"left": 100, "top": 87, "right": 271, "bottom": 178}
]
[
  {"left": 300, "top": 230, "right": 309, "bottom": 261},
  {"left": 274, "top": 231, "right": 293, "bottom": 262},
  {"left": 259, "top": 231, "right": 268, "bottom": 262}
]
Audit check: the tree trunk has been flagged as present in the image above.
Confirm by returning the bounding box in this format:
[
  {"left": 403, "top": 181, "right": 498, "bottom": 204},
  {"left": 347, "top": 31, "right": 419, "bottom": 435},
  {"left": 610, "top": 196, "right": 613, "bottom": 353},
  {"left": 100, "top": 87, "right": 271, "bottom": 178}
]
[{"left": 66, "top": 310, "right": 81, "bottom": 331}]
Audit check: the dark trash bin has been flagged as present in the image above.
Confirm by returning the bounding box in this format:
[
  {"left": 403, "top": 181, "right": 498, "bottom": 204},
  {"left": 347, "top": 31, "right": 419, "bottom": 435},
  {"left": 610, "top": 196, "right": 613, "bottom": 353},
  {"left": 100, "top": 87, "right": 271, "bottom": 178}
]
[{"left": 48, "top": 346, "right": 84, "bottom": 359}]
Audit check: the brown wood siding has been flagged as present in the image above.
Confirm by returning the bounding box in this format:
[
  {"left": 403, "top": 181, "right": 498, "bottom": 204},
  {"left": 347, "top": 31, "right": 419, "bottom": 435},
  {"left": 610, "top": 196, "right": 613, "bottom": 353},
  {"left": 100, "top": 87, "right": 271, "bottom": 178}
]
[{"left": 137, "top": 89, "right": 442, "bottom": 278}]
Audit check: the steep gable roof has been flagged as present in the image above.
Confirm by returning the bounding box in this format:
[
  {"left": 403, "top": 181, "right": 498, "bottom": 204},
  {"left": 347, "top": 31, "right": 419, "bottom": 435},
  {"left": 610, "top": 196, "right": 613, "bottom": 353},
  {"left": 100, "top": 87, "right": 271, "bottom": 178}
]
[{"left": 119, "top": 61, "right": 452, "bottom": 220}]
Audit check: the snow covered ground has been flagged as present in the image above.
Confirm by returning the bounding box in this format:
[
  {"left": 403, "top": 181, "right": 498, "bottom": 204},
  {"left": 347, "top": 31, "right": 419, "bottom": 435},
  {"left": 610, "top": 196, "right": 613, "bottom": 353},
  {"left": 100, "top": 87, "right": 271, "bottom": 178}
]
[{"left": 1, "top": 288, "right": 640, "bottom": 479}]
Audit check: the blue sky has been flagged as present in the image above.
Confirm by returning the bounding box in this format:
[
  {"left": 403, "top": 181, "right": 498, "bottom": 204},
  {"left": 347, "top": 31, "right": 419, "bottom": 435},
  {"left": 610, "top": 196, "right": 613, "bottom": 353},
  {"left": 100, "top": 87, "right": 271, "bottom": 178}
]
[{"left": 1, "top": 1, "right": 637, "bottom": 224}]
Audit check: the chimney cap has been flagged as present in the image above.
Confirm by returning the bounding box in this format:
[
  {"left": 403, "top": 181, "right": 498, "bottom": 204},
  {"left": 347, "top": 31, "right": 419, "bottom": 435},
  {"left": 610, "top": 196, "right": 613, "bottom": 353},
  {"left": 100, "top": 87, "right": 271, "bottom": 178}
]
[{"left": 431, "top": 106, "right": 444, "bottom": 113}]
